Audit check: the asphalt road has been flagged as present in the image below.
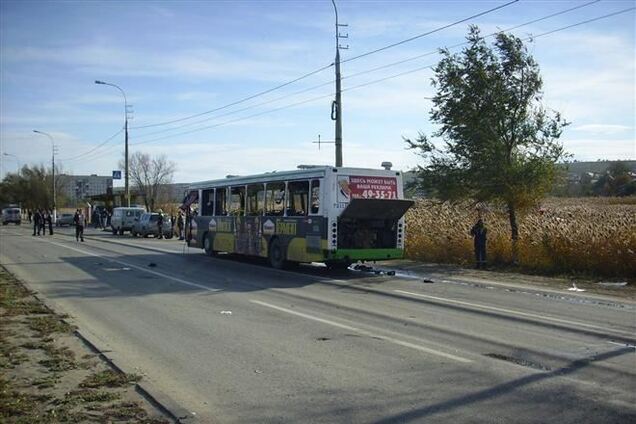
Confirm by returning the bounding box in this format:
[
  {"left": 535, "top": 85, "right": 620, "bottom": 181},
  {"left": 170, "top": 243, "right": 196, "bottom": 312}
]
[{"left": 1, "top": 224, "right": 635, "bottom": 423}]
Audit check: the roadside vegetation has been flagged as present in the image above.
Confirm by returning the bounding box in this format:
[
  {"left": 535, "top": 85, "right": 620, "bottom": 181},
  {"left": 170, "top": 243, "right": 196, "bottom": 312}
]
[
  {"left": 405, "top": 197, "right": 636, "bottom": 279},
  {"left": 0, "top": 266, "right": 169, "bottom": 423}
]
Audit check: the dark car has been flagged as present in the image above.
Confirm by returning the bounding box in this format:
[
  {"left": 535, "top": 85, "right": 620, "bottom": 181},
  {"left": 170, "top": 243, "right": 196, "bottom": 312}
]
[{"left": 131, "top": 213, "right": 173, "bottom": 239}]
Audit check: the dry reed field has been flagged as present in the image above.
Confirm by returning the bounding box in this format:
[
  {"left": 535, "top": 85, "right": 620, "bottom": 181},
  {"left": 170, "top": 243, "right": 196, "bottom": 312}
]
[{"left": 404, "top": 197, "right": 636, "bottom": 279}]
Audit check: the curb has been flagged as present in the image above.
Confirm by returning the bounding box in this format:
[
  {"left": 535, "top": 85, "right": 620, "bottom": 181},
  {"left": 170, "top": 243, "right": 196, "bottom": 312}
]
[{"left": 9, "top": 272, "right": 194, "bottom": 424}]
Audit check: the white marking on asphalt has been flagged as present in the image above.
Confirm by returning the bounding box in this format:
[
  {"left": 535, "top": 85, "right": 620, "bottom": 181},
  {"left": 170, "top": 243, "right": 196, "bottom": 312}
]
[
  {"left": 607, "top": 341, "right": 636, "bottom": 349},
  {"left": 46, "top": 240, "right": 219, "bottom": 293},
  {"left": 250, "top": 299, "right": 472, "bottom": 363},
  {"left": 395, "top": 290, "right": 628, "bottom": 335}
]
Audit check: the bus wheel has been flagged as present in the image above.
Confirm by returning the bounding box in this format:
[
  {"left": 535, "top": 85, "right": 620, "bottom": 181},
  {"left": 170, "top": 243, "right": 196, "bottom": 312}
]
[
  {"left": 327, "top": 261, "right": 352, "bottom": 271},
  {"left": 203, "top": 234, "right": 216, "bottom": 256},
  {"left": 268, "top": 238, "right": 286, "bottom": 269}
]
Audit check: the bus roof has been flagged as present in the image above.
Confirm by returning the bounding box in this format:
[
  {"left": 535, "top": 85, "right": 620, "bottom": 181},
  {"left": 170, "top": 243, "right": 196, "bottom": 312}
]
[{"left": 188, "top": 166, "right": 403, "bottom": 190}]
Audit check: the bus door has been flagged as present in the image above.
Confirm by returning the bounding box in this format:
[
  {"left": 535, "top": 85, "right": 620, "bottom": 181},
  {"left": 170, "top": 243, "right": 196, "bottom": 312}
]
[{"left": 236, "top": 184, "right": 264, "bottom": 256}]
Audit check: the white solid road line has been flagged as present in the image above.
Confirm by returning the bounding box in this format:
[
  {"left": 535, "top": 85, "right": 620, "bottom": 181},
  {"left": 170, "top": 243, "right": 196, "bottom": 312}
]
[
  {"left": 395, "top": 289, "right": 630, "bottom": 335},
  {"left": 45, "top": 239, "right": 219, "bottom": 293},
  {"left": 250, "top": 299, "right": 472, "bottom": 363}
]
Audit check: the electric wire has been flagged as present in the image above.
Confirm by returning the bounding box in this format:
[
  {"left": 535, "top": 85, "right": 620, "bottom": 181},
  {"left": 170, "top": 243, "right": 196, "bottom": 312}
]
[
  {"left": 126, "top": 6, "right": 635, "bottom": 147},
  {"left": 129, "top": 0, "right": 603, "bottom": 141},
  {"left": 129, "top": 0, "right": 520, "bottom": 131},
  {"left": 342, "top": 0, "right": 519, "bottom": 63},
  {"left": 70, "top": 5, "right": 634, "bottom": 162},
  {"left": 58, "top": 127, "right": 124, "bottom": 162},
  {"left": 130, "top": 63, "right": 334, "bottom": 129}
]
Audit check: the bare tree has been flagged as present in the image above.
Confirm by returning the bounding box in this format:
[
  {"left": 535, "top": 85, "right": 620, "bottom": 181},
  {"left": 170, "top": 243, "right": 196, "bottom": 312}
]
[{"left": 120, "top": 152, "right": 176, "bottom": 212}]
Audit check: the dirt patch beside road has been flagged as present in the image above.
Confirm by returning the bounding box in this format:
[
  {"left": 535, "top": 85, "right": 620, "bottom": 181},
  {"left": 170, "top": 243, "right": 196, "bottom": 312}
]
[{"left": 0, "top": 265, "right": 170, "bottom": 423}]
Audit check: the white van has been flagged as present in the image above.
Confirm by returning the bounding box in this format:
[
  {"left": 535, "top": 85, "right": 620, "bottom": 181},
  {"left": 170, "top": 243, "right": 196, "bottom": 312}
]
[{"left": 111, "top": 207, "right": 145, "bottom": 235}]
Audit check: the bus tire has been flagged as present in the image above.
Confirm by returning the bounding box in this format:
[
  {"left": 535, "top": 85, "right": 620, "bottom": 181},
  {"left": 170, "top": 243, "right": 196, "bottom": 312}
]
[
  {"left": 326, "top": 261, "right": 352, "bottom": 271},
  {"left": 268, "top": 238, "right": 286, "bottom": 269},
  {"left": 203, "top": 233, "right": 216, "bottom": 256}
]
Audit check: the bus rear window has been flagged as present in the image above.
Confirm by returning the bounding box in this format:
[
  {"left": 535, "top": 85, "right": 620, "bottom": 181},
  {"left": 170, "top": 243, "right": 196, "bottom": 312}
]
[{"left": 310, "top": 180, "right": 320, "bottom": 214}]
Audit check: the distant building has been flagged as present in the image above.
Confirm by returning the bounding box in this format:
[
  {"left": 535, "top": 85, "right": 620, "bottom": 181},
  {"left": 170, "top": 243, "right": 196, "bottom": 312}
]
[{"left": 59, "top": 174, "right": 113, "bottom": 204}]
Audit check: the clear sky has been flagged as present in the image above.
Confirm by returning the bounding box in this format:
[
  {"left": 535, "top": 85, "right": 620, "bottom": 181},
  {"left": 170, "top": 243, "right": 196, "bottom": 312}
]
[{"left": 1, "top": 0, "right": 634, "bottom": 184}]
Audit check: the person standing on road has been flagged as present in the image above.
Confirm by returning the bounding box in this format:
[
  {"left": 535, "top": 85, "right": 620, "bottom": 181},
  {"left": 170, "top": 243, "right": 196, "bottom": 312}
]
[
  {"left": 32, "top": 209, "right": 41, "bottom": 236},
  {"left": 157, "top": 211, "right": 164, "bottom": 239},
  {"left": 74, "top": 209, "right": 85, "bottom": 242},
  {"left": 28, "top": 210, "right": 32, "bottom": 223},
  {"left": 40, "top": 210, "right": 48, "bottom": 236},
  {"left": 177, "top": 211, "right": 184, "bottom": 240},
  {"left": 46, "top": 209, "right": 54, "bottom": 235},
  {"left": 470, "top": 218, "right": 487, "bottom": 269}
]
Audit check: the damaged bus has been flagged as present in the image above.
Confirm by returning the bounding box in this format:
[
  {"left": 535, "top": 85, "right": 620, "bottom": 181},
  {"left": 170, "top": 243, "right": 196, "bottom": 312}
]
[{"left": 184, "top": 165, "right": 413, "bottom": 269}]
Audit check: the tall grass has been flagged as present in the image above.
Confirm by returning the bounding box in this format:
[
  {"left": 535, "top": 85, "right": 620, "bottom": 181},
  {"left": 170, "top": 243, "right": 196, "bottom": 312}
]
[{"left": 405, "top": 197, "right": 636, "bottom": 279}]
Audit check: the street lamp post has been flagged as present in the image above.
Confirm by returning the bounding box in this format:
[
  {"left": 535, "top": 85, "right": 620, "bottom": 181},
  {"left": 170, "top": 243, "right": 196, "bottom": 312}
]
[
  {"left": 2, "top": 152, "right": 21, "bottom": 175},
  {"left": 95, "top": 80, "right": 130, "bottom": 207},
  {"left": 33, "top": 130, "right": 57, "bottom": 222}
]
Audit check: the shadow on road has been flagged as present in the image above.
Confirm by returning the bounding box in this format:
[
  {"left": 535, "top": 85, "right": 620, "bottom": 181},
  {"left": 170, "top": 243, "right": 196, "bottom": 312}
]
[{"left": 375, "top": 346, "right": 636, "bottom": 424}]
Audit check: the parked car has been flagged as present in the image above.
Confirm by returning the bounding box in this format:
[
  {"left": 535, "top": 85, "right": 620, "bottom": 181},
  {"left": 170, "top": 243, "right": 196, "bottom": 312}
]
[
  {"left": 2, "top": 207, "right": 21, "bottom": 225},
  {"left": 132, "top": 213, "right": 173, "bottom": 239},
  {"left": 56, "top": 213, "right": 75, "bottom": 227},
  {"left": 111, "top": 207, "right": 145, "bottom": 235}
]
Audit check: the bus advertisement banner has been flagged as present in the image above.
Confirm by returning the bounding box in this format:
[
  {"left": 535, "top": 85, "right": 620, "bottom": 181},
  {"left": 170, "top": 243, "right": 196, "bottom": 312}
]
[{"left": 337, "top": 175, "right": 398, "bottom": 202}]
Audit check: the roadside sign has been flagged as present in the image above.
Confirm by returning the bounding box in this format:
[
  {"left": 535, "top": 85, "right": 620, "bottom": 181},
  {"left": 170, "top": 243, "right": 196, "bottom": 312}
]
[{"left": 112, "top": 170, "right": 122, "bottom": 180}]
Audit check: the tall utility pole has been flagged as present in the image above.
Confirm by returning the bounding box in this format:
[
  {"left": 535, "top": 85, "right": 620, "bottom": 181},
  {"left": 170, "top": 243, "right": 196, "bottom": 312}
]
[
  {"left": 95, "top": 80, "right": 131, "bottom": 207},
  {"left": 33, "top": 130, "right": 57, "bottom": 221},
  {"left": 331, "top": 0, "right": 348, "bottom": 167}
]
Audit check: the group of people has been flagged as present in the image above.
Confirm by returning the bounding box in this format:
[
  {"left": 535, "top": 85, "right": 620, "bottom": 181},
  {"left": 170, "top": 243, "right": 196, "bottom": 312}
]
[
  {"left": 31, "top": 209, "right": 54, "bottom": 236},
  {"left": 91, "top": 208, "right": 111, "bottom": 230}
]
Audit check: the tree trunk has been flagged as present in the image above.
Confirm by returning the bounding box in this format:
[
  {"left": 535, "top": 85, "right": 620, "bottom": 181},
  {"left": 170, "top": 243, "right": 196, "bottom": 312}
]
[{"left": 507, "top": 202, "right": 519, "bottom": 264}]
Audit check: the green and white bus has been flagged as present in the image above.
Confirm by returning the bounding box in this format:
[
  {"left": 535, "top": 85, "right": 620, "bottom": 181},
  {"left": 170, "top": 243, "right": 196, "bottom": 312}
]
[{"left": 185, "top": 165, "right": 413, "bottom": 269}]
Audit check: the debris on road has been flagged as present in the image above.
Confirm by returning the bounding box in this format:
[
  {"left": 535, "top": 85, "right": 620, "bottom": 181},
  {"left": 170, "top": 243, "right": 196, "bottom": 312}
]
[
  {"left": 598, "top": 281, "right": 628, "bottom": 288},
  {"left": 568, "top": 283, "right": 586, "bottom": 292}
]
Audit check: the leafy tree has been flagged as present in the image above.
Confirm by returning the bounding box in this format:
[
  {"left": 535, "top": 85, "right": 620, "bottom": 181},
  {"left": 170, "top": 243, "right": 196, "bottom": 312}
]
[
  {"left": 0, "top": 164, "right": 68, "bottom": 210},
  {"left": 406, "top": 26, "right": 568, "bottom": 260},
  {"left": 120, "top": 152, "right": 176, "bottom": 212},
  {"left": 594, "top": 162, "right": 635, "bottom": 196}
]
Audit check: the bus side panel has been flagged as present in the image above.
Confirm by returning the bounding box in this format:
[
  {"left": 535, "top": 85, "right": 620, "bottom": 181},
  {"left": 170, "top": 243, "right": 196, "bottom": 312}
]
[
  {"left": 262, "top": 216, "right": 328, "bottom": 263},
  {"left": 209, "top": 216, "right": 235, "bottom": 252}
]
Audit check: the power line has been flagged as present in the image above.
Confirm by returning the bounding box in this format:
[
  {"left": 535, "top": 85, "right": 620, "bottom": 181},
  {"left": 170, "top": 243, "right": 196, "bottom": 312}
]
[
  {"left": 127, "top": 6, "right": 635, "bottom": 148},
  {"left": 58, "top": 127, "right": 124, "bottom": 162},
  {"left": 129, "top": 0, "right": 520, "bottom": 131},
  {"left": 342, "top": 0, "right": 519, "bottom": 63},
  {"left": 129, "top": 0, "right": 602, "bottom": 141},
  {"left": 130, "top": 63, "right": 334, "bottom": 130},
  {"left": 79, "top": 5, "right": 634, "bottom": 160}
]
